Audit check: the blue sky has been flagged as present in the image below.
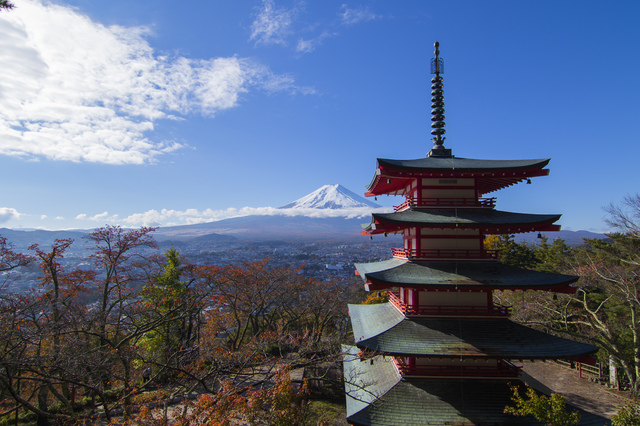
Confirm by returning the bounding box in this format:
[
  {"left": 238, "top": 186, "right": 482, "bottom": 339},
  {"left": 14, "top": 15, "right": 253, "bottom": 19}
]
[{"left": 0, "top": 0, "right": 638, "bottom": 232}]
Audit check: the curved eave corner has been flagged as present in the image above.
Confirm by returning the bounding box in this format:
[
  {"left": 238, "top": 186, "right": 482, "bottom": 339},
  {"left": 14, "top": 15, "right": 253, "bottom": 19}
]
[
  {"left": 365, "top": 173, "right": 411, "bottom": 197},
  {"left": 362, "top": 222, "right": 562, "bottom": 236},
  {"left": 363, "top": 277, "right": 579, "bottom": 293},
  {"left": 361, "top": 214, "right": 563, "bottom": 236},
  {"left": 355, "top": 258, "right": 580, "bottom": 293},
  {"left": 365, "top": 158, "right": 552, "bottom": 197},
  {"left": 350, "top": 304, "right": 599, "bottom": 360}
]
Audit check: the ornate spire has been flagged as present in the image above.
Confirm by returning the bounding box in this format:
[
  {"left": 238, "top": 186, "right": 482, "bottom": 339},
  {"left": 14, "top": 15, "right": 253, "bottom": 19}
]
[{"left": 428, "top": 41, "right": 452, "bottom": 158}]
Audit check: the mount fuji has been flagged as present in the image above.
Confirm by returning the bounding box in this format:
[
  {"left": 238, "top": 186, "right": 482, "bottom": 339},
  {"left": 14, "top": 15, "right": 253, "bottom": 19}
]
[
  {"left": 279, "top": 184, "right": 380, "bottom": 209},
  {"left": 1, "top": 184, "right": 609, "bottom": 246},
  {"left": 154, "top": 184, "right": 388, "bottom": 242}
]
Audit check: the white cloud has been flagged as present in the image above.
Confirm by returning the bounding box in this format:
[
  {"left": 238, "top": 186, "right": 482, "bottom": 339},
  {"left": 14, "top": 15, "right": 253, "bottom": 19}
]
[
  {"left": 339, "top": 5, "right": 380, "bottom": 26},
  {"left": 0, "top": 0, "right": 307, "bottom": 165},
  {"left": 250, "top": 0, "right": 297, "bottom": 46},
  {"left": 0, "top": 208, "right": 22, "bottom": 224},
  {"left": 76, "top": 211, "right": 118, "bottom": 222},
  {"left": 78, "top": 205, "right": 392, "bottom": 228}
]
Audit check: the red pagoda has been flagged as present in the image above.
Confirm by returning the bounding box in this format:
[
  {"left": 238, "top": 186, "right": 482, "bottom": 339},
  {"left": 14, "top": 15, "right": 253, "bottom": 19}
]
[{"left": 342, "top": 42, "right": 605, "bottom": 425}]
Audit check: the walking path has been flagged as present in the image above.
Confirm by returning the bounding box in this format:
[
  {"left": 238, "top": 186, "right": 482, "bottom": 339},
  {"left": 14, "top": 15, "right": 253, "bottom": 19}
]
[{"left": 522, "top": 360, "right": 629, "bottom": 419}]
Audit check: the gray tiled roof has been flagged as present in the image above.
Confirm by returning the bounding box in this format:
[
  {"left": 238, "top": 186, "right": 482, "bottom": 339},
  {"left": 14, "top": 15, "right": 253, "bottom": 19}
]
[
  {"left": 354, "top": 258, "right": 579, "bottom": 289},
  {"left": 364, "top": 208, "right": 561, "bottom": 230},
  {"left": 349, "top": 303, "right": 598, "bottom": 358},
  {"left": 377, "top": 157, "right": 550, "bottom": 172},
  {"left": 343, "top": 345, "right": 610, "bottom": 426}
]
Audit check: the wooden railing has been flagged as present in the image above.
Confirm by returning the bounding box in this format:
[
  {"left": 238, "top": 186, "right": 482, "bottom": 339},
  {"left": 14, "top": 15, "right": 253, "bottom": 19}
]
[
  {"left": 388, "top": 291, "right": 511, "bottom": 317},
  {"left": 391, "top": 248, "right": 498, "bottom": 260},
  {"left": 394, "top": 197, "right": 496, "bottom": 211},
  {"left": 556, "top": 359, "right": 602, "bottom": 379},
  {"left": 393, "top": 358, "right": 521, "bottom": 378}
]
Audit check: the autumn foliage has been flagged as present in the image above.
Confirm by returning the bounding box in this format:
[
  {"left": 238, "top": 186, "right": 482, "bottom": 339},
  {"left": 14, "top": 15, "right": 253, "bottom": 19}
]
[{"left": 0, "top": 226, "right": 353, "bottom": 425}]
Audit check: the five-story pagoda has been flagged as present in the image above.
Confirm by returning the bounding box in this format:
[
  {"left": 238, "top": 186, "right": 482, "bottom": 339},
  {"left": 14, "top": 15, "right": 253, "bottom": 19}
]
[{"left": 342, "top": 42, "right": 603, "bottom": 425}]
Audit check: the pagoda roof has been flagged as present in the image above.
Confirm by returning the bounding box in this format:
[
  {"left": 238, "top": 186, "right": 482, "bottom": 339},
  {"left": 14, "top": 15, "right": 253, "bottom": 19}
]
[
  {"left": 363, "top": 208, "right": 561, "bottom": 234},
  {"left": 367, "top": 157, "right": 551, "bottom": 196},
  {"left": 348, "top": 303, "right": 598, "bottom": 359},
  {"left": 343, "top": 345, "right": 609, "bottom": 426},
  {"left": 378, "top": 157, "right": 550, "bottom": 172},
  {"left": 355, "top": 258, "right": 578, "bottom": 291}
]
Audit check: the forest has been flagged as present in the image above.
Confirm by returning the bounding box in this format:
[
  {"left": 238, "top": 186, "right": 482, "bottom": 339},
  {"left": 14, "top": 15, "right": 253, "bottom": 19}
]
[
  {"left": 0, "top": 225, "right": 362, "bottom": 425},
  {"left": 0, "top": 194, "right": 639, "bottom": 425}
]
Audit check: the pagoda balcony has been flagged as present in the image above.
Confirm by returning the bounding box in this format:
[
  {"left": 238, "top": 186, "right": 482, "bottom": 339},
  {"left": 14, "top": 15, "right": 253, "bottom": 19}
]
[
  {"left": 394, "top": 197, "right": 496, "bottom": 212},
  {"left": 393, "top": 358, "right": 521, "bottom": 379},
  {"left": 391, "top": 248, "right": 498, "bottom": 260},
  {"left": 388, "top": 291, "right": 511, "bottom": 317}
]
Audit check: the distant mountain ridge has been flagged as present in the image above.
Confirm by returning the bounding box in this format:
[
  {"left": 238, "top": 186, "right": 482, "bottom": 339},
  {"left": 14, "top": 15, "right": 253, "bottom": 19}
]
[
  {"left": 279, "top": 184, "right": 380, "bottom": 209},
  {"left": 514, "top": 230, "right": 610, "bottom": 246},
  {"left": 0, "top": 185, "right": 610, "bottom": 247}
]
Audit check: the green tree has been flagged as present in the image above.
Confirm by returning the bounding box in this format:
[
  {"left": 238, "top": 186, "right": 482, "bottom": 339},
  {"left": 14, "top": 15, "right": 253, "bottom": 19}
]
[
  {"left": 518, "top": 196, "right": 640, "bottom": 393},
  {"left": 613, "top": 400, "right": 640, "bottom": 426},
  {"left": 0, "top": 1, "right": 14, "bottom": 11},
  {"left": 139, "top": 248, "right": 201, "bottom": 377},
  {"left": 497, "top": 234, "right": 539, "bottom": 268},
  {"left": 536, "top": 236, "right": 573, "bottom": 273},
  {"left": 504, "top": 384, "right": 580, "bottom": 426}
]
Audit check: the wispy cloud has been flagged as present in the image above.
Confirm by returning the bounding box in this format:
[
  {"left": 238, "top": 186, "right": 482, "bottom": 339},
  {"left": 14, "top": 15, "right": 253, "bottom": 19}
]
[
  {"left": 250, "top": 0, "right": 298, "bottom": 46},
  {"left": 0, "top": 0, "right": 307, "bottom": 165},
  {"left": 339, "top": 4, "right": 381, "bottom": 26},
  {"left": 76, "top": 206, "right": 392, "bottom": 228},
  {"left": 251, "top": 2, "right": 382, "bottom": 55},
  {"left": 296, "top": 31, "right": 335, "bottom": 54}
]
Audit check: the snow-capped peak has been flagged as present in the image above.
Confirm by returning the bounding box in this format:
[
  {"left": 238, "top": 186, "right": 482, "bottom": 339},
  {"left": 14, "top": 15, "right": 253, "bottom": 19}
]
[{"left": 279, "top": 184, "right": 380, "bottom": 209}]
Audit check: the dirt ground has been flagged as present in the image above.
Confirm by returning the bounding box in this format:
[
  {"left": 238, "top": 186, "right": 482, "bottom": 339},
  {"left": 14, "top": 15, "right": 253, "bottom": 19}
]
[
  {"left": 94, "top": 361, "right": 630, "bottom": 424},
  {"left": 521, "top": 360, "right": 630, "bottom": 419}
]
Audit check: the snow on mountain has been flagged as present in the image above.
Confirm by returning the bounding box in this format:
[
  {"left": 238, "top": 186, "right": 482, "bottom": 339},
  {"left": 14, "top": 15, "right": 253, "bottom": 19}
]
[{"left": 279, "top": 184, "right": 380, "bottom": 209}]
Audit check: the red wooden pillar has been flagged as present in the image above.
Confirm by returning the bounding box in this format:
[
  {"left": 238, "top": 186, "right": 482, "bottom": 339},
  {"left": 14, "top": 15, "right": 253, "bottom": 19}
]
[{"left": 410, "top": 288, "right": 419, "bottom": 313}]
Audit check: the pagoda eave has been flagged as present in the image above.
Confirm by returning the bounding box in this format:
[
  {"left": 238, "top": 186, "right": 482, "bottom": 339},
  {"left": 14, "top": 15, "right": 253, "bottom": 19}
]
[
  {"left": 355, "top": 258, "right": 579, "bottom": 290},
  {"left": 364, "top": 280, "right": 577, "bottom": 294},
  {"left": 349, "top": 303, "right": 599, "bottom": 359},
  {"left": 361, "top": 208, "right": 563, "bottom": 235},
  {"left": 366, "top": 159, "right": 551, "bottom": 196},
  {"left": 362, "top": 223, "right": 561, "bottom": 235}
]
